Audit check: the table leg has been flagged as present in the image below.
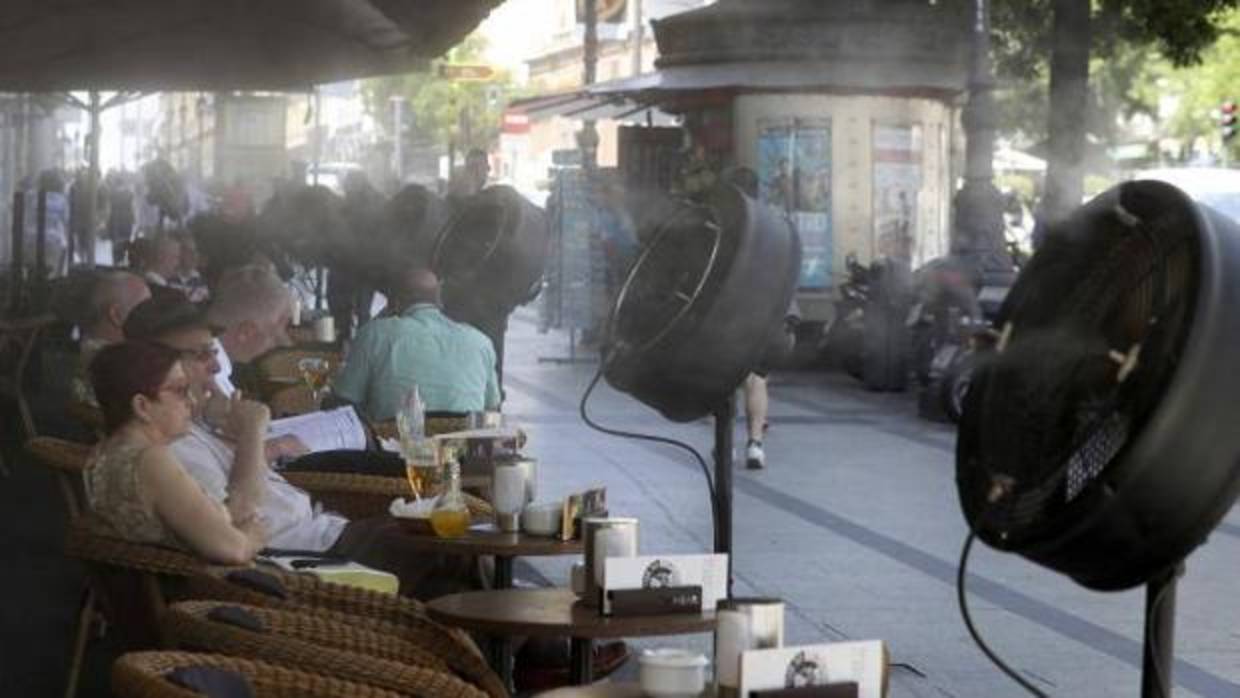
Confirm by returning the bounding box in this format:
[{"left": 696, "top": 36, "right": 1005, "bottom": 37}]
[
  {"left": 487, "top": 556, "right": 516, "bottom": 691},
  {"left": 570, "top": 638, "right": 593, "bottom": 685},
  {"left": 493, "top": 555, "right": 514, "bottom": 590}
]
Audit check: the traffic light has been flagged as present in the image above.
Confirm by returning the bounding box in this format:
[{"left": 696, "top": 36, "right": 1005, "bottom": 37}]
[{"left": 1221, "top": 101, "right": 1237, "bottom": 142}]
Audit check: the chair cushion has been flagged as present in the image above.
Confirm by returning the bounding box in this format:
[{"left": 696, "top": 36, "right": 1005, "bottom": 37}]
[{"left": 166, "top": 665, "right": 256, "bottom": 698}]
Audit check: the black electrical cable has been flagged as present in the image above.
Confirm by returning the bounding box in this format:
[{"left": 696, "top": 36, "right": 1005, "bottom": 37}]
[
  {"left": 578, "top": 362, "right": 721, "bottom": 551},
  {"left": 957, "top": 530, "right": 1048, "bottom": 697}
]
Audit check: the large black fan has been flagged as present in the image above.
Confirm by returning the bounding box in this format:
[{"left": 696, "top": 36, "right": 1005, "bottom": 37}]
[
  {"left": 601, "top": 183, "right": 801, "bottom": 573},
  {"left": 956, "top": 180, "right": 1240, "bottom": 696}
]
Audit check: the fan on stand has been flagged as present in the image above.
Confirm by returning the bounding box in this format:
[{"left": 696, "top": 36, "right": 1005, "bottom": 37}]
[
  {"left": 599, "top": 183, "right": 801, "bottom": 585},
  {"left": 956, "top": 180, "right": 1240, "bottom": 696}
]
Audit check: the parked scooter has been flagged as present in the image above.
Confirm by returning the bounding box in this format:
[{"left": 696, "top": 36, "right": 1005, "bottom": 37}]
[{"left": 818, "top": 252, "right": 871, "bottom": 379}]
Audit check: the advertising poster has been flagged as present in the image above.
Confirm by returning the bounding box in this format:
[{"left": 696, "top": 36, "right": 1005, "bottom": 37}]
[
  {"left": 758, "top": 118, "right": 832, "bottom": 289},
  {"left": 871, "top": 123, "right": 923, "bottom": 263}
]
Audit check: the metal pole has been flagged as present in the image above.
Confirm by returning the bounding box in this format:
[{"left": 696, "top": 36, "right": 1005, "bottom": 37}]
[
  {"left": 1141, "top": 566, "right": 1181, "bottom": 698},
  {"left": 10, "top": 191, "right": 24, "bottom": 313},
  {"left": 631, "top": 0, "right": 644, "bottom": 76},
  {"left": 34, "top": 187, "right": 46, "bottom": 289},
  {"left": 713, "top": 397, "right": 735, "bottom": 596},
  {"left": 85, "top": 91, "right": 100, "bottom": 268},
  {"left": 952, "top": 0, "right": 1007, "bottom": 279},
  {"left": 391, "top": 96, "right": 404, "bottom": 183},
  {"left": 579, "top": 0, "right": 600, "bottom": 173}
]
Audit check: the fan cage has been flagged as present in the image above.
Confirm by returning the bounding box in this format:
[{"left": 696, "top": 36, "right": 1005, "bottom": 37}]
[
  {"left": 959, "top": 200, "right": 1201, "bottom": 548},
  {"left": 606, "top": 202, "right": 731, "bottom": 357},
  {"left": 432, "top": 200, "right": 513, "bottom": 283}
]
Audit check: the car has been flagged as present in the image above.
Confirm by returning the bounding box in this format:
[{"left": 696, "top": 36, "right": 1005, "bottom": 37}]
[{"left": 1132, "top": 167, "right": 1240, "bottom": 223}]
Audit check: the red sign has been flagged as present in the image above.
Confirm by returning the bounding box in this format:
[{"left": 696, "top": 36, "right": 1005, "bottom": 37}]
[{"left": 502, "top": 112, "right": 530, "bottom": 135}]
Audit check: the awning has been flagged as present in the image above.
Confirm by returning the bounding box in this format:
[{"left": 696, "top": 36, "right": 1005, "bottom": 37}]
[
  {"left": 507, "top": 90, "right": 676, "bottom": 124},
  {"left": 588, "top": 61, "right": 967, "bottom": 101},
  {"left": 0, "top": 0, "right": 502, "bottom": 91}
]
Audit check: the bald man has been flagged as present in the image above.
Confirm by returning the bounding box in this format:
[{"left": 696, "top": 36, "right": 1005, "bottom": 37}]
[
  {"left": 332, "top": 267, "right": 500, "bottom": 421},
  {"left": 73, "top": 270, "right": 151, "bottom": 403}
]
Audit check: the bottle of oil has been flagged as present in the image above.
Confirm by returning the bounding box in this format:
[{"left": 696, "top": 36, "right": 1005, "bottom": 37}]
[{"left": 430, "top": 457, "right": 471, "bottom": 538}]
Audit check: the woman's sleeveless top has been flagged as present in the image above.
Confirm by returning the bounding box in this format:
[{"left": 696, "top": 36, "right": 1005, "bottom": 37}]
[{"left": 86, "top": 441, "right": 184, "bottom": 550}]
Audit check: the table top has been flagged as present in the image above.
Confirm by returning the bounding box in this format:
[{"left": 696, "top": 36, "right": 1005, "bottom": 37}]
[
  {"left": 427, "top": 587, "right": 716, "bottom": 639},
  {"left": 397, "top": 524, "right": 584, "bottom": 557}
]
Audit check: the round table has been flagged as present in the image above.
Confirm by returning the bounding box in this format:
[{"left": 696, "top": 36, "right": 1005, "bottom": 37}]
[
  {"left": 428, "top": 588, "right": 716, "bottom": 685},
  {"left": 397, "top": 524, "right": 582, "bottom": 588},
  {"left": 405, "top": 526, "right": 583, "bottom": 686}
]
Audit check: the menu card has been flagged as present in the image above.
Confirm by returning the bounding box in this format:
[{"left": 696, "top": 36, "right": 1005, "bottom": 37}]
[
  {"left": 601, "top": 553, "right": 728, "bottom": 615},
  {"left": 739, "top": 641, "right": 888, "bottom": 698}
]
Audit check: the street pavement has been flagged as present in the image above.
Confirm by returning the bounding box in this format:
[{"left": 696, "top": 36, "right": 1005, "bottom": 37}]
[{"left": 502, "top": 308, "right": 1240, "bottom": 698}]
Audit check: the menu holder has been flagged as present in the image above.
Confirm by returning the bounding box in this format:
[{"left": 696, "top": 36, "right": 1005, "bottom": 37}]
[
  {"left": 750, "top": 684, "right": 859, "bottom": 698},
  {"left": 606, "top": 585, "right": 702, "bottom": 617},
  {"left": 601, "top": 553, "right": 728, "bottom": 616},
  {"left": 738, "top": 642, "right": 888, "bottom": 698}
]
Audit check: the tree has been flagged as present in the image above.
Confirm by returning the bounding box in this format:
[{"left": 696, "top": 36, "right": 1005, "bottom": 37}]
[
  {"left": 361, "top": 34, "right": 518, "bottom": 162},
  {"left": 987, "top": 0, "right": 1240, "bottom": 220}
]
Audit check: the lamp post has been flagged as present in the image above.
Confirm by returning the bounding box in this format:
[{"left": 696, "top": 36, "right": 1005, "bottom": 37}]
[
  {"left": 578, "top": 0, "right": 599, "bottom": 173},
  {"left": 952, "top": 0, "right": 1009, "bottom": 280}
]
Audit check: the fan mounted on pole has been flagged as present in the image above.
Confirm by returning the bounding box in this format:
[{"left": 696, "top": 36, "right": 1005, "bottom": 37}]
[
  {"left": 956, "top": 180, "right": 1240, "bottom": 696},
  {"left": 599, "top": 183, "right": 801, "bottom": 582}
]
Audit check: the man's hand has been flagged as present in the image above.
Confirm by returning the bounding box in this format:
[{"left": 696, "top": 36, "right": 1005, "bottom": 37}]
[
  {"left": 226, "top": 391, "right": 271, "bottom": 442},
  {"left": 265, "top": 434, "right": 310, "bottom": 464}
]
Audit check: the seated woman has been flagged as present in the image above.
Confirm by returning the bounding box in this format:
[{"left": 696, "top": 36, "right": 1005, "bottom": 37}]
[{"left": 87, "top": 340, "right": 268, "bottom": 565}]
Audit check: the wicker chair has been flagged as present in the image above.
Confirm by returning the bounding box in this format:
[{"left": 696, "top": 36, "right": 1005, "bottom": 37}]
[
  {"left": 26, "top": 436, "right": 102, "bottom": 698},
  {"left": 113, "top": 651, "right": 409, "bottom": 698},
  {"left": 66, "top": 400, "right": 105, "bottom": 440},
  {"left": 162, "top": 601, "right": 489, "bottom": 698},
  {"left": 282, "top": 470, "right": 495, "bottom": 522},
  {"left": 65, "top": 520, "right": 506, "bottom": 698},
  {"left": 266, "top": 384, "right": 320, "bottom": 418},
  {"left": 254, "top": 347, "right": 340, "bottom": 383}
]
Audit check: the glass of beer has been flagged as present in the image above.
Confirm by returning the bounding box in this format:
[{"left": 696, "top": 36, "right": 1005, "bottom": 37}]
[{"left": 297, "top": 357, "right": 332, "bottom": 406}]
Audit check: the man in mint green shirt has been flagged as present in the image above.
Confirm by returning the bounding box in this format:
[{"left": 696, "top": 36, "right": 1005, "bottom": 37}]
[{"left": 332, "top": 268, "right": 500, "bottom": 421}]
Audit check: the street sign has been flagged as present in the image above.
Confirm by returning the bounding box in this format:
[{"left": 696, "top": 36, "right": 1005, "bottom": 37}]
[
  {"left": 576, "top": 0, "right": 627, "bottom": 24},
  {"left": 437, "top": 64, "right": 495, "bottom": 81}
]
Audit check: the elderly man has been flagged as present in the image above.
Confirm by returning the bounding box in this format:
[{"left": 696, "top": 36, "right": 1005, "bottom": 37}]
[
  {"left": 136, "top": 269, "right": 476, "bottom": 598},
  {"left": 72, "top": 270, "right": 150, "bottom": 403},
  {"left": 332, "top": 267, "right": 500, "bottom": 421}
]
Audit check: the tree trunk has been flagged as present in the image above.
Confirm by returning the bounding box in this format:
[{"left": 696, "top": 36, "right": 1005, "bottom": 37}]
[{"left": 1043, "top": 0, "right": 1091, "bottom": 223}]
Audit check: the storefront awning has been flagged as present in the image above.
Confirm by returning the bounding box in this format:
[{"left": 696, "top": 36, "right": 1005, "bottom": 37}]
[
  {"left": 587, "top": 61, "right": 966, "bottom": 101},
  {"left": 507, "top": 90, "right": 676, "bottom": 124},
  {"left": 0, "top": 0, "right": 502, "bottom": 91}
]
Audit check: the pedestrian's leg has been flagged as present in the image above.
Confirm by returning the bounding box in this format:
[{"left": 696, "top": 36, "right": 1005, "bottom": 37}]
[{"left": 744, "top": 373, "right": 768, "bottom": 469}]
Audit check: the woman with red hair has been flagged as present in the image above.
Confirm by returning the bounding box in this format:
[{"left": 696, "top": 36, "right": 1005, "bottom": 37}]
[{"left": 87, "top": 341, "right": 267, "bottom": 564}]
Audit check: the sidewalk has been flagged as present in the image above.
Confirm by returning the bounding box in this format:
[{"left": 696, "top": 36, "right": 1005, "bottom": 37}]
[{"left": 502, "top": 308, "right": 1240, "bottom": 697}]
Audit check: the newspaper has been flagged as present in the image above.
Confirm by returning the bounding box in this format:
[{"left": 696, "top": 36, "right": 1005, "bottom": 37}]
[{"left": 267, "top": 406, "right": 367, "bottom": 453}]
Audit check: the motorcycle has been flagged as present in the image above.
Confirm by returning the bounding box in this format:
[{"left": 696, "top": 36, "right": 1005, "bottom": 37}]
[{"left": 818, "top": 252, "right": 871, "bottom": 379}]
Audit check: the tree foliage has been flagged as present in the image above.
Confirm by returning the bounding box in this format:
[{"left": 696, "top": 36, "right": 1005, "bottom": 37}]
[
  {"left": 988, "top": 0, "right": 1239, "bottom": 146},
  {"left": 361, "top": 34, "right": 518, "bottom": 152}
]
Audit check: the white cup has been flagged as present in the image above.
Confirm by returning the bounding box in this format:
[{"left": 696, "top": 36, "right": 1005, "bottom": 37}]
[
  {"left": 492, "top": 464, "right": 526, "bottom": 532},
  {"left": 290, "top": 296, "right": 302, "bottom": 327},
  {"left": 715, "top": 598, "right": 785, "bottom": 695},
  {"left": 314, "top": 316, "right": 335, "bottom": 343}
]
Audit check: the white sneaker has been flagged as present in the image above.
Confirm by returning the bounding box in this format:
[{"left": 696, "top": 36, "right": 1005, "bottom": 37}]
[{"left": 745, "top": 441, "right": 765, "bottom": 470}]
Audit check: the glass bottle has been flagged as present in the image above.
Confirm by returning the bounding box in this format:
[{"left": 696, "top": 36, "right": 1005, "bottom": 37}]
[
  {"left": 397, "top": 384, "right": 436, "bottom": 496},
  {"left": 430, "top": 458, "right": 471, "bottom": 538}
]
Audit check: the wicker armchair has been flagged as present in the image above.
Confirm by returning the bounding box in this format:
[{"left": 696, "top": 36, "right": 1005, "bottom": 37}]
[
  {"left": 254, "top": 347, "right": 340, "bottom": 382},
  {"left": 162, "top": 601, "right": 489, "bottom": 698},
  {"left": 66, "top": 400, "right": 105, "bottom": 440},
  {"left": 266, "top": 384, "right": 320, "bottom": 418},
  {"left": 113, "top": 651, "right": 409, "bottom": 698},
  {"left": 283, "top": 470, "right": 496, "bottom": 522},
  {"left": 65, "top": 520, "right": 506, "bottom": 698},
  {"left": 26, "top": 436, "right": 98, "bottom": 698}
]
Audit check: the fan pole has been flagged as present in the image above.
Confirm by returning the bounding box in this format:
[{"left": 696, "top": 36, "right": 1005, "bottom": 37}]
[
  {"left": 713, "top": 397, "right": 735, "bottom": 595},
  {"left": 1141, "top": 565, "right": 1181, "bottom": 698}
]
